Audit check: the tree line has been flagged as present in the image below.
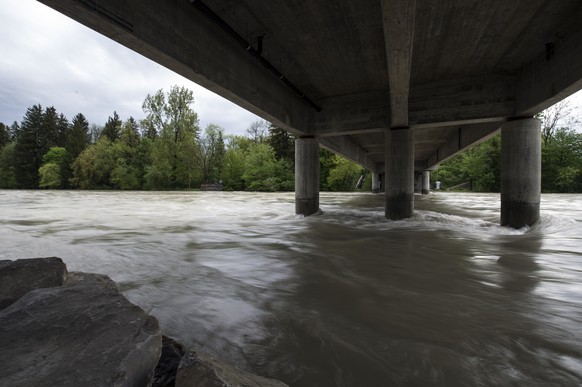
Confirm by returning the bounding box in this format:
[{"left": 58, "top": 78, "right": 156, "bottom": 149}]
[
  {"left": 0, "top": 85, "right": 366, "bottom": 191},
  {"left": 432, "top": 101, "right": 582, "bottom": 193}
]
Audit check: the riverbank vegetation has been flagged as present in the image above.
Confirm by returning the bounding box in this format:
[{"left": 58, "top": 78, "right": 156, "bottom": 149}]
[
  {"left": 1, "top": 86, "right": 580, "bottom": 193},
  {"left": 432, "top": 101, "right": 582, "bottom": 193},
  {"left": 0, "top": 86, "right": 365, "bottom": 192}
]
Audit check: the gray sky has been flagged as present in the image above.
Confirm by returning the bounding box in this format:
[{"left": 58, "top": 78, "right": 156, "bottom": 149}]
[
  {"left": 1, "top": 0, "right": 581, "bottom": 135},
  {"left": 0, "top": 0, "right": 262, "bottom": 135}
]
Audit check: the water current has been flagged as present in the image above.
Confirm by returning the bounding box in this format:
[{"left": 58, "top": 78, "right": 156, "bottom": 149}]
[{"left": 1, "top": 190, "right": 581, "bottom": 386}]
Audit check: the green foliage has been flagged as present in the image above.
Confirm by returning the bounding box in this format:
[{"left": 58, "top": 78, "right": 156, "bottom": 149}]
[
  {"left": 242, "top": 143, "right": 293, "bottom": 191},
  {"left": 197, "top": 124, "right": 225, "bottom": 184},
  {"left": 67, "top": 113, "right": 90, "bottom": 159},
  {"left": 0, "top": 143, "right": 17, "bottom": 188},
  {"left": 267, "top": 124, "right": 294, "bottom": 164},
  {"left": 326, "top": 155, "right": 363, "bottom": 191},
  {"left": 101, "top": 111, "right": 122, "bottom": 142},
  {"left": 39, "top": 147, "right": 71, "bottom": 189},
  {"left": 71, "top": 138, "right": 121, "bottom": 189},
  {"left": 542, "top": 127, "right": 582, "bottom": 192},
  {"left": 0, "top": 122, "right": 11, "bottom": 148},
  {"left": 14, "top": 104, "right": 45, "bottom": 188},
  {"left": 432, "top": 134, "right": 501, "bottom": 192},
  {"left": 222, "top": 135, "right": 247, "bottom": 190},
  {"left": 141, "top": 86, "right": 200, "bottom": 189}
]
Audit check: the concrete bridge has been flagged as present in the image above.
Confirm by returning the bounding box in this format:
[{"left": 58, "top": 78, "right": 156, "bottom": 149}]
[{"left": 39, "top": 0, "right": 582, "bottom": 228}]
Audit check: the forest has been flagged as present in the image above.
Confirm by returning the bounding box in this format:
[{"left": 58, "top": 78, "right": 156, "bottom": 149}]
[
  {"left": 432, "top": 101, "right": 582, "bottom": 193},
  {"left": 1, "top": 85, "right": 580, "bottom": 193},
  {"left": 0, "top": 86, "right": 365, "bottom": 192}
]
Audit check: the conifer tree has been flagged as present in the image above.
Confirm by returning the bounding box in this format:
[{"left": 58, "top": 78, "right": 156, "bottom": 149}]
[
  {"left": 14, "top": 104, "right": 44, "bottom": 188},
  {"left": 67, "top": 113, "right": 90, "bottom": 159},
  {"left": 101, "top": 111, "right": 122, "bottom": 142}
]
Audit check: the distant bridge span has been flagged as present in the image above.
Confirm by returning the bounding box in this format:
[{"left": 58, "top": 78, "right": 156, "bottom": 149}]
[{"left": 38, "top": 0, "right": 582, "bottom": 227}]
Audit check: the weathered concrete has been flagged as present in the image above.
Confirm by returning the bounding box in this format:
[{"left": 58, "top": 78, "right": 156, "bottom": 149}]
[
  {"left": 176, "top": 351, "right": 288, "bottom": 387},
  {"left": 421, "top": 170, "right": 430, "bottom": 195},
  {"left": 0, "top": 257, "right": 67, "bottom": 310},
  {"left": 0, "top": 270, "right": 162, "bottom": 387},
  {"left": 385, "top": 128, "right": 414, "bottom": 219},
  {"left": 500, "top": 118, "right": 541, "bottom": 228},
  {"left": 37, "top": 0, "right": 582, "bottom": 174},
  {"left": 295, "top": 137, "right": 320, "bottom": 216}
]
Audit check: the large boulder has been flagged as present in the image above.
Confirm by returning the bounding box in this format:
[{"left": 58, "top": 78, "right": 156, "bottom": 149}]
[
  {"left": 0, "top": 257, "right": 67, "bottom": 310},
  {"left": 0, "top": 271, "right": 162, "bottom": 387},
  {"left": 176, "top": 351, "right": 288, "bottom": 387}
]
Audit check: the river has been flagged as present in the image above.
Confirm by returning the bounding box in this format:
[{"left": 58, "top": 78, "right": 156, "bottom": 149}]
[{"left": 1, "top": 190, "right": 581, "bottom": 386}]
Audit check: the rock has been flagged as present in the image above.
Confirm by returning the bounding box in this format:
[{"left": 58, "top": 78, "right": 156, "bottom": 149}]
[
  {"left": 0, "top": 271, "right": 162, "bottom": 387},
  {"left": 0, "top": 257, "right": 67, "bottom": 310},
  {"left": 176, "top": 351, "right": 288, "bottom": 387},
  {"left": 153, "top": 336, "right": 187, "bottom": 387}
]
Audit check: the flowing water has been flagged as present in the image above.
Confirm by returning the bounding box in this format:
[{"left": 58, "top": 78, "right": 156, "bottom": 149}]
[{"left": 1, "top": 190, "right": 581, "bottom": 386}]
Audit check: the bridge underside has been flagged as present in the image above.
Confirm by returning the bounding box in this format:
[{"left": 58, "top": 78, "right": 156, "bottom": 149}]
[{"left": 39, "top": 0, "right": 582, "bottom": 227}]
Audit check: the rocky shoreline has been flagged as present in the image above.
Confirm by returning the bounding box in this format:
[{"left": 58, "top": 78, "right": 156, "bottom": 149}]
[{"left": 0, "top": 257, "right": 287, "bottom": 387}]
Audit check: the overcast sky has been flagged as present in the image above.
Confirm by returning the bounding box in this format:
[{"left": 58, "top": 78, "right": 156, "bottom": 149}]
[
  {"left": 0, "top": 0, "right": 262, "bottom": 135},
  {"left": 1, "top": 1, "right": 581, "bottom": 135}
]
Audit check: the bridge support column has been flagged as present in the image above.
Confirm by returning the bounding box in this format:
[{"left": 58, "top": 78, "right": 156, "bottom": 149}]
[
  {"left": 385, "top": 128, "right": 414, "bottom": 219},
  {"left": 372, "top": 172, "right": 381, "bottom": 193},
  {"left": 422, "top": 171, "right": 430, "bottom": 195},
  {"left": 501, "top": 118, "right": 541, "bottom": 228},
  {"left": 295, "top": 137, "right": 320, "bottom": 216}
]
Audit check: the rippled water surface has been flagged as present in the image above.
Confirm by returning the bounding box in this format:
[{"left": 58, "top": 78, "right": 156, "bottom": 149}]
[{"left": 1, "top": 190, "right": 582, "bottom": 386}]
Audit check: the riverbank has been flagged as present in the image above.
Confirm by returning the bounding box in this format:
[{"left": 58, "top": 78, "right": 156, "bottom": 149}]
[{"left": 0, "top": 257, "right": 287, "bottom": 387}]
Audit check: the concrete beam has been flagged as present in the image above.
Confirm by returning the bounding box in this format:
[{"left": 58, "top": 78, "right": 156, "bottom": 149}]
[
  {"left": 424, "top": 122, "right": 501, "bottom": 169},
  {"left": 318, "top": 136, "right": 376, "bottom": 171},
  {"left": 37, "top": 0, "right": 313, "bottom": 135},
  {"left": 313, "top": 75, "right": 515, "bottom": 136},
  {"left": 381, "top": 0, "right": 416, "bottom": 128},
  {"left": 516, "top": 24, "right": 582, "bottom": 115}
]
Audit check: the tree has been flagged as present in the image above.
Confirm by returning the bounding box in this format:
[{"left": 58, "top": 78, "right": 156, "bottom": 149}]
[
  {"left": 67, "top": 113, "right": 90, "bottom": 159},
  {"left": 14, "top": 104, "right": 44, "bottom": 188},
  {"left": 101, "top": 111, "right": 122, "bottom": 142},
  {"left": 246, "top": 120, "right": 269, "bottom": 144},
  {"left": 89, "top": 124, "right": 102, "bottom": 144},
  {"left": 222, "top": 135, "right": 249, "bottom": 190},
  {"left": 326, "top": 155, "right": 363, "bottom": 191},
  {"left": 142, "top": 86, "right": 200, "bottom": 189},
  {"left": 196, "top": 124, "right": 226, "bottom": 184},
  {"left": 39, "top": 147, "right": 71, "bottom": 189},
  {"left": 0, "top": 122, "right": 11, "bottom": 148},
  {"left": 542, "top": 127, "right": 582, "bottom": 192},
  {"left": 242, "top": 143, "right": 293, "bottom": 191},
  {"left": 267, "top": 124, "right": 295, "bottom": 164},
  {"left": 40, "top": 106, "right": 60, "bottom": 155},
  {"left": 71, "top": 137, "right": 121, "bottom": 189},
  {"left": 537, "top": 101, "right": 579, "bottom": 146},
  {"left": 111, "top": 118, "right": 145, "bottom": 190},
  {"left": 0, "top": 143, "right": 16, "bottom": 188}
]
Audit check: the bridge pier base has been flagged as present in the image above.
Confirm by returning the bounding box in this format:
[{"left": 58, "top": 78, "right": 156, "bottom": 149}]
[
  {"left": 385, "top": 128, "right": 414, "bottom": 220},
  {"left": 501, "top": 118, "right": 541, "bottom": 228},
  {"left": 295, "top": 137, "right": 320, "bottom": 216},
  {"left": 422, "top": 171, "right": 430, "bottom": 195}
]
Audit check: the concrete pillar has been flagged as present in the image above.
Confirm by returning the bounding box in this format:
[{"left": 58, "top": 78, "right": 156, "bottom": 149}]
[
  {"left": 422, "top": 170, "right": 430, "bottom": 195},
  {"left": 385, "top": 128, "right": 414, "bottom": 219},
  {"left": 501, "top": 118, "right": 541, "bottom": 228},
  {"left": 295, "top": 137, "right": 320, "bottom": 216},
  {"left": 372, "top": 172, "right": 380, "bottom": 193}
]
